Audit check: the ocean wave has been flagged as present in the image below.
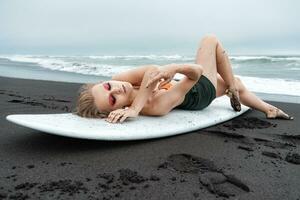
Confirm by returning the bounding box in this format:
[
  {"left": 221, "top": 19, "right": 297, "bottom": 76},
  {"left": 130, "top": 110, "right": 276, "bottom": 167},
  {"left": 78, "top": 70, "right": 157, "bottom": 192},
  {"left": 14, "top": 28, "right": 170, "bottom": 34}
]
[
  {"left": 237, "top": 75, "right": 300, "bottom": 96},
  {"left": 288, "top": 67, "right": 300, "bottom": 71},
  {"left": 0, "top": 54, "right": 212, "bottom": 78},
  {"left": 1, "top": 54, "right": 300, "bottom": 97},
  {"left": 0, "top": 55, "right": 133, "bottom": 77},
  {"left": 230, "top": 56, "right": 271, "bottom": 61},
  {"left": 85, "top": 55, "right": 300, "bottom": 62},
  {"left": 86, "top": 54, "right": 194, "bottom": 61},
  {"left": 3, "top": 54, "right": 300, "bottom": 65},
  {"left": 0, "top": 54, "right": 242, "bottom": 77},
  {"left": 230, "top": 55, "right": 300, "bottom": 62}
]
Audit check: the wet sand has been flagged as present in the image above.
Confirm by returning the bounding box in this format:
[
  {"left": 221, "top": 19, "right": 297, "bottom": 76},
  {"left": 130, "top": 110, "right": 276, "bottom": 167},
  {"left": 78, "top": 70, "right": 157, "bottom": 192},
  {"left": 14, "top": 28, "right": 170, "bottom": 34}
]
[{"left": 0, "top": 76, "right": 299, "bottom": 200}]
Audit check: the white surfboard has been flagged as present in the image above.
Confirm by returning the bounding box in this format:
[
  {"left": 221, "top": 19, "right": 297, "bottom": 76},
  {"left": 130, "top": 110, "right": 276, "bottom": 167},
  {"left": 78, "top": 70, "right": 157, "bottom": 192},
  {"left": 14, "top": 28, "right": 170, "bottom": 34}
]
[{"left": 6, "top": 96, "right": 249, "bottom": 141}]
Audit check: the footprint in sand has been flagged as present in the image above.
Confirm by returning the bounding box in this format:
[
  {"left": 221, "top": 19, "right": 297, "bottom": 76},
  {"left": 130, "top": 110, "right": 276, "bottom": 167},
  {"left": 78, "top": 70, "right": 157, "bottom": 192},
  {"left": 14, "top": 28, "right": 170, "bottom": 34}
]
[
  {"left": 223, "top": 117, "right": 275, "bottom": 130},
  {"left": 158, "top": 153, "right": 250, "bottom": 198}
]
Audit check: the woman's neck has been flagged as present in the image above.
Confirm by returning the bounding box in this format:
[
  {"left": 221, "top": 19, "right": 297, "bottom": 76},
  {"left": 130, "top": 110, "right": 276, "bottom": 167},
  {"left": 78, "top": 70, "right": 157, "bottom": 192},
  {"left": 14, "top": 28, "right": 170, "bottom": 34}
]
[{"left": 128, "top": 85, "right": 140, "bottom": 105}]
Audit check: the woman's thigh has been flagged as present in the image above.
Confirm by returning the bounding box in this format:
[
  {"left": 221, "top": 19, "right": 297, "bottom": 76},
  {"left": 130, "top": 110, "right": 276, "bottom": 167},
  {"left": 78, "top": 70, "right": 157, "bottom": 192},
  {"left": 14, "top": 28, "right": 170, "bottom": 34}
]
[
  {"left": 195, "top": 39, "right": 218, "bottom": 90},
  {"left": 216, "top": 74, "right": 227, "bottom": 97}
]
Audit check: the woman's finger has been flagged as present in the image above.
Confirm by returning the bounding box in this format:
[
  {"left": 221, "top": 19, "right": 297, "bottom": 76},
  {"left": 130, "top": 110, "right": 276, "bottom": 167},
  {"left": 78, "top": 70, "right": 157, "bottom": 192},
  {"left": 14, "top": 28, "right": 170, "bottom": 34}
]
[
  {"left": 107, "top": 114, "right": 113, "bottom": 122},
  {"left": 158, "top": 78, "right": 171, "bottom": 89},
  {"left": 107, "top": 111, "right": 118, "bottom": 122},
  {"left": 146, "top": 80, "right": 153, "bottom": 88},
  {"left": 120, "top": 114, "right": 128, "bottom": 123},
  {"left": 111, "top": 112, "right": 121, "bottom": 123},
  {"left": 153, "top": 73, "right": 163, "bottom": 80},
  {"left": 162, "top": 78, "right": 171, "bottom": 85},
  {"left": 149, "top": 75, "right": 162, "bottom": 86},
  {"left": 107, "top": 114, "right": 114, "bottom": 123},
  {"left": 109, "top": 113, "right": 117, "bottom": 121},
  {"left": 112, "top": 113, "right": 122, "bottom": 123},
  {"left": 146, "top": 74, "right": 161, "bottom": 88},
  {"left": 146, "top": 76, "right": 157, "bottom": 87},
  {"left": 108, "top": 110, "right": 117, "bottom": 118}
]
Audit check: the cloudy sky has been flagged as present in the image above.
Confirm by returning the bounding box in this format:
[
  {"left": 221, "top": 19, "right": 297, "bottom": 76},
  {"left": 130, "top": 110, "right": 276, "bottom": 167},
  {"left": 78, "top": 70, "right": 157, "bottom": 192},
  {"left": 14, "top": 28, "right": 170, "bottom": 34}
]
[{"left": 0, "top": 0, "right": 299, "bottom": 55}]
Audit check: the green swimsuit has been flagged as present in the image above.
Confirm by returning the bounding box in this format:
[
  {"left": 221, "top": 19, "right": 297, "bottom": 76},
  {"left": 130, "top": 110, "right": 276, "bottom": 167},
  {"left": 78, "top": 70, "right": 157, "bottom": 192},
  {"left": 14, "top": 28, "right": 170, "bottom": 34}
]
[{"left": 175, "top": 75, "right": 216, "bottom": 110}]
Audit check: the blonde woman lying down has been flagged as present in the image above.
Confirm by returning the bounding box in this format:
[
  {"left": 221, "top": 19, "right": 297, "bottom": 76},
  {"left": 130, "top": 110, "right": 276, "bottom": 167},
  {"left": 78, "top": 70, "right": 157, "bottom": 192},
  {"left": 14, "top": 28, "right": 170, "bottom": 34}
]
[{"left": 75, "top": 35, "right": 294, "bottom": 123}]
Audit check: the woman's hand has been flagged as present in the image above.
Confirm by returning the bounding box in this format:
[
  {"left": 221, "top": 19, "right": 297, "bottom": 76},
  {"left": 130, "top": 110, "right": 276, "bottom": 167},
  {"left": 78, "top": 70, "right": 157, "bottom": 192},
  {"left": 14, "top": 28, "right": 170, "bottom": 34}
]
[
  {"left": 145, "top": 64, "right": 177, "bottom": 89},
  {"left": 105, "top": 107, "right": 139, "bottom": 123}
]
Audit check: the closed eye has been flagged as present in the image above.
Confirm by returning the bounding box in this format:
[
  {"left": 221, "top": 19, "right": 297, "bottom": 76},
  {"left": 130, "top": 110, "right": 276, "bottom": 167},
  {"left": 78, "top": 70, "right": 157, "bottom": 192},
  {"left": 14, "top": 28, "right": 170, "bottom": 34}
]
[
  {"left": 110, "top": 94, "right": 116, "bottom": 105},
  {"left": 106, "top": 82, "right": 116, "bottom": 106}
]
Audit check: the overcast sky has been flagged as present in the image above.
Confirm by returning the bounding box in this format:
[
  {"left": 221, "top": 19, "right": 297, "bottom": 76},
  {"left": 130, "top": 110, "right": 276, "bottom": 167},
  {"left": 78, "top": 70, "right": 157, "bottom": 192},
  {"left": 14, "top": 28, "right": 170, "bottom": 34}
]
[{"left": 0, "top": 0, "right": 299, "bottom": 55}]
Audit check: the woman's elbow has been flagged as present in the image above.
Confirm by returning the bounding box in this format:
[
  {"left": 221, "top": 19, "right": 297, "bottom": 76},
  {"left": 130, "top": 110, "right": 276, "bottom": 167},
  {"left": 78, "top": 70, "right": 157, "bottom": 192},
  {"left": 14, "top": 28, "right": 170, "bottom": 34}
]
[
  {"left": 194, "top": 64, "right": 203, "bottom": 78},
  {"left": 146, "top": 65, "right": 160, "bottom": 72},
  {"left": 197, "top": 64, "right": 203, "bottom": 74},
  {"left": 149, "top": 106, "right": 170, "bottom": 116}
]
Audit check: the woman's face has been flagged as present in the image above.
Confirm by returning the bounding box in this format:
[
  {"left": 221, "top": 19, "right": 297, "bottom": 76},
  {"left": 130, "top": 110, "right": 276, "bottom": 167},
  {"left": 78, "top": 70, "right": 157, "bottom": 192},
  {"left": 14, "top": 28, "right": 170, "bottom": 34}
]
[{"left": 91, "top": 80, "right": 134, "bottom": 112}]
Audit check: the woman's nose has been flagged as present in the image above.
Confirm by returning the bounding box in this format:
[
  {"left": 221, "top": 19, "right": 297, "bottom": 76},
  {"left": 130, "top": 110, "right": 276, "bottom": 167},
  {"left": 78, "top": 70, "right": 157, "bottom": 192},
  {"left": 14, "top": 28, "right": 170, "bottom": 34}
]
[{"left": 112, "top": 87, "right": 122, "bottom": 94}]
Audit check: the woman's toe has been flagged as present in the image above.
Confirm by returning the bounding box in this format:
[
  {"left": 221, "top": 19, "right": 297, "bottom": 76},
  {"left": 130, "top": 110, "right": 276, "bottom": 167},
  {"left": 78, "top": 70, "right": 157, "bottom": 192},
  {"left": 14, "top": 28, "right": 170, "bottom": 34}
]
[
  {"left": 278, "top": 109, "right": 294, "bottom": 120},
  {"left": 267, "top": 108, "right": 294, "bottom": 120}
]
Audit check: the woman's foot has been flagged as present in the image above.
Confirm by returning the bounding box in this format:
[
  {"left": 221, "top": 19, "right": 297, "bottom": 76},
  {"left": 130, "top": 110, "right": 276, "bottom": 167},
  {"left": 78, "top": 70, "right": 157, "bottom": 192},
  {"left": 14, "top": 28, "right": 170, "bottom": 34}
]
[
  {"left": 225, "top": 87, "right": 241, "bottom": 112},
  {"left": 266, "top": 107, "right": 294, "bottom": 120}
]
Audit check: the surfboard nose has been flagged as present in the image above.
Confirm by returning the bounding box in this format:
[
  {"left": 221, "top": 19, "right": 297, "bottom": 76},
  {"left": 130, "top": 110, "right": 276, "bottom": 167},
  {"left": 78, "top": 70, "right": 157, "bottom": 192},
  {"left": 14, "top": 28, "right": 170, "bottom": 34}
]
[{"left": 6, "top": 115, "right": 14, "bottom": 122}]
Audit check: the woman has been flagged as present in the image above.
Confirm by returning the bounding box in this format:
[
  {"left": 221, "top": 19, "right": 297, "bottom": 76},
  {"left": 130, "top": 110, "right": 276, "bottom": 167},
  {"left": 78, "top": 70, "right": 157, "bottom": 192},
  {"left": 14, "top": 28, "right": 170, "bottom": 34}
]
[{"left": 75, "top": 35, "right": 293, "bottom": 123}]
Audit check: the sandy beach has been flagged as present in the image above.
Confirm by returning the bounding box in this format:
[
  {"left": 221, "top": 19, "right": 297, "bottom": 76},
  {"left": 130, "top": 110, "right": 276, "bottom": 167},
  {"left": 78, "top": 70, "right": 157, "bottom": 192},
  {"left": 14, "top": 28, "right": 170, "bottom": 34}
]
[{"left": 0, "top": 76, "right": 299, "bottom": 200}]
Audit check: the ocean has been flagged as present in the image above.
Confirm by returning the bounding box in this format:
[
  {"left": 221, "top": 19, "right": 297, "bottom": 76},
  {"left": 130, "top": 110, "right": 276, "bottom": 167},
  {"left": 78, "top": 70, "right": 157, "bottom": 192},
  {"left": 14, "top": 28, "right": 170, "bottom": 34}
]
[{"left": 1, "top": 54, "right": 300, "bottom": 103}]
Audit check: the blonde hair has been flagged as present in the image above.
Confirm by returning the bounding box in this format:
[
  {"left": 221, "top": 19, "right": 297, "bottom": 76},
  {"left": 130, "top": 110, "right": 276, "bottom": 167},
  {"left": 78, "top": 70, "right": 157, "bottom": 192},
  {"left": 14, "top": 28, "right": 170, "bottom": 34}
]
[{"left": 73, "top": 81, "right": 109, "bottom": 118}]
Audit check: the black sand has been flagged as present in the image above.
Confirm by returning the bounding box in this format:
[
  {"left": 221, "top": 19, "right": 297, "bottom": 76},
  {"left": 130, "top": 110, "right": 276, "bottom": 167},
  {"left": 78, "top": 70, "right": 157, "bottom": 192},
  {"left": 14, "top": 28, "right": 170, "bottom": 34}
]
[{"left": 0, "top": 76, "right": 299, "bottom": 200}]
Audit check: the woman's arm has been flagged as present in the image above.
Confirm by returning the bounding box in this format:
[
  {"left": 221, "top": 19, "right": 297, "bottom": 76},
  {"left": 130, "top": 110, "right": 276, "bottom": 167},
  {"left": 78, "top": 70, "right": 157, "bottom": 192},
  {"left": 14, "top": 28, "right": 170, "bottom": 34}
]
[
  {"left": 142, "top": 63, "right": 203, "bottom": 116},
  {"left": 106, "top": 66, "right": 161, "bottom": 123},
  {"left": 129, "top": 66, "right": 161, "bottom": 113},
  {"left": 165, "top": 63, "right": 202, "bottom": 81},
  {"left": 106, "top": 64, "right": 202, "bottom": 123},
  {"left": 146, "top": 63, "right": 203, "bottom": 90},
  {"left": 111, "top": 65, "right": 158, "bottom": 85},
  {"left": 136, "top": 63, "right": 202, "bottom": 115}
]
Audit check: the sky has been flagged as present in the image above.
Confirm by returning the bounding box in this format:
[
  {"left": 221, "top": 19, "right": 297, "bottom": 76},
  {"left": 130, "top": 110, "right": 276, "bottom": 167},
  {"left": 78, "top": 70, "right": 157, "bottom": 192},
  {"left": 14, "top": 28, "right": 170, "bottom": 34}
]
[{"left": 0, "top": 0, "right": 299, "bottom": 55}]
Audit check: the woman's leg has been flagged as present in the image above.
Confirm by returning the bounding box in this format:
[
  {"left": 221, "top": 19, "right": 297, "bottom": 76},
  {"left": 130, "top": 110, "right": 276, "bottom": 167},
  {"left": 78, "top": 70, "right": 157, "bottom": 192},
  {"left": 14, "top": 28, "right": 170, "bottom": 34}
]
[
  {"left": 217, "top": 75, "right": 293, "bottom": 119},
  {"left": 195, "top": 35, "right": 218, "bottom": 89},
  {"left": 195, "top": 34, "right": 241, "bottom": 111},
  {"left": 215, "top": 40, "right": 236, "bottom": 89}
]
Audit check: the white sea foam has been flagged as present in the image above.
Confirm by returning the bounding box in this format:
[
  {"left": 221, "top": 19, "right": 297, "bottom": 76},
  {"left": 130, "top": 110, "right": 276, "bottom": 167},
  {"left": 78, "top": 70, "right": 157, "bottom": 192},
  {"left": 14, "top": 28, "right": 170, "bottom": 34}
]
[
  {"left": 0, "top": 55, "right": 133, "bottom": 77},
  {"left": 272, "top": 57, "right": 300, "bottom": 61},
  {"left": 87, "top": 54, "right": 194, "bottom": 61},
  {"left": 230, "top": 56, "right": 271, "bottom": 61},
  {"left": 286, "top": 62, "right": 300, "bottom": 67},
  {"left": 289, "top": 67, "right": 300, "bottom": 70},
  {"left": 0, "top": 54, "right": 195, "bottom": 77},
  {"left": 230, "top": 55, "right": 300, "bottom": 62},
  {"left": 237, "top": 75, "right": 300, "bottom": 96}
]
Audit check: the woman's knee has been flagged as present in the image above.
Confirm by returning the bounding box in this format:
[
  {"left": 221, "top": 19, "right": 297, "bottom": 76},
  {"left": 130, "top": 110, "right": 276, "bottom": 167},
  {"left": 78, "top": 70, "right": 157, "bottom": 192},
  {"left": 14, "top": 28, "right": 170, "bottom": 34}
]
[
  {"left": 234, "top": 77, "right": 245, "bottom": 92},
  {"left": 199, "top": 34, "right": 219, "bottom": 47},
  {"left": 235, "top": 76, "right": 241, "bottom": 82}
]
